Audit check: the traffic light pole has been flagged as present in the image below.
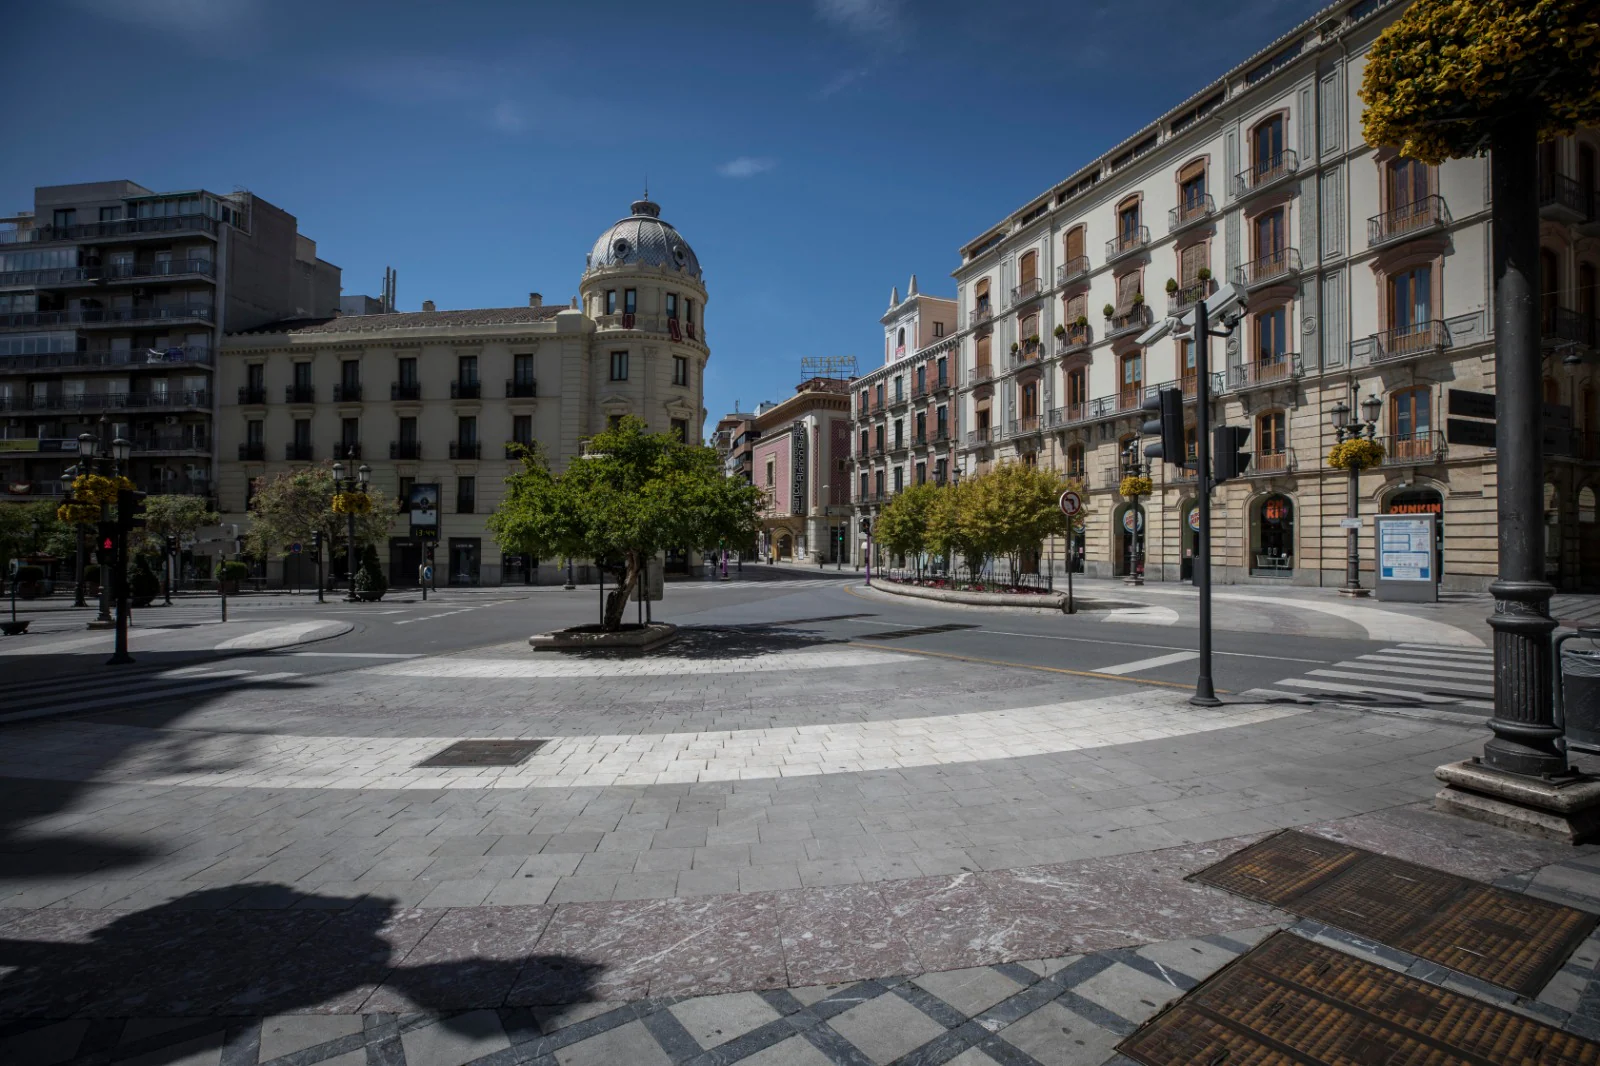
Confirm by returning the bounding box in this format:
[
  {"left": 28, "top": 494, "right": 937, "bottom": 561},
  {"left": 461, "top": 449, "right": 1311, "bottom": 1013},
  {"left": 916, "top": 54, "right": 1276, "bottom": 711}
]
[
  {"left": 1192, "top": 299, "right": 1219, "bottom": 707},
  {"left": 108, "top": 518, "right": 133, "bottom": 665}
]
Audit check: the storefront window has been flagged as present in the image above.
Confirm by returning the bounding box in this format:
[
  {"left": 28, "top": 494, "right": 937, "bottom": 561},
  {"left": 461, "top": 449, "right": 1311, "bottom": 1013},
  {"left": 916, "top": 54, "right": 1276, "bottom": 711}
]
[{"left": 1253, "top": 494, "right": 1294, "bottom": 575}]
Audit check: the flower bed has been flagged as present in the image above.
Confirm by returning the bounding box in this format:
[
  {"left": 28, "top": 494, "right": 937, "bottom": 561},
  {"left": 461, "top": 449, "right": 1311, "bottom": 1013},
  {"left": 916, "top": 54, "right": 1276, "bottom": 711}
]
[
  {"left": 881, "top": 574, "right": 1057, "bottom": 596},
  {"left": 871, "top": 574, "right": 1069, "bottom": 611}
]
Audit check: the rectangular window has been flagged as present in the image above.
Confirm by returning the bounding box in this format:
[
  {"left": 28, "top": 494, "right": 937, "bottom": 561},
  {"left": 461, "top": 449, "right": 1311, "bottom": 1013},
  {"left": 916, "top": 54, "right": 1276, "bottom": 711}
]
[
  {"left": 1259, "top": 411, "right": 1287, "bottom": 454},
  {"left": 341, "top": 417, "right": 359, "bottom": 448},
  {"left": 293, "top": 362, "right": 311, "bottom": 387},
  {"left": 935, "top": 457, "right": 948, "bottom": 484},
  {"left": 671, "top": 418, "right": 689, "bottom": 442},
  {"left": 398, "top": 475, "right": 414, "bottom": 512},
  {"left": 893, "top": 419, "right": 903, "bottom": 448},
  {"left": 293, "top": 418, "right": 311, "bottom": 447},
  {"left": 915, "top": 412, "right": 926, "bottom": 440},
  {"left": 513, "top": 353, "right": 534, "bottom": 384},
  {"left": 610, "top": 351, "right": 629, "bottom": 380},
  {"left": 512, "top": 414, "right": 532, "bottom": 446},
  {"left": 1256, "top": 307, "right": 1288, "bottom": 363},
  {"left": 247, "top": 364, "right": 264, "bottom": 389},
  {"left": 875, "top": 382, "right": 885, "bottom": 406},
  {"left": 893, "top": 376, "right": 903, "bottom": 401},
  {"left": 398, "top": 357, "right": 417, "bottom": 385},
  {"left": 936, "top": 357, "right": 947, "bottom": 385},
  {"left": 859, "top": 472, "right": 868, "bottom": 498},
  {"left": 892, "top": 468, "right": 904, "bottom": 492},
  {"left": 858, "top": 429, "right": 868, "bottom": 454},
  {"left": 246, "top": 419, "right": 263, "bottom": 445},
  {"left": 1390, "top": 265, "right": 1433, "bottom": 329},
  {"left": 874, "top": 470, "right": 885, "bottom": 495},
  {"left": 1253, "top": 116, "right": 1285, "bottom": 172},
  {"left": 673, "top": 356, "right": 688, "bottom": 386},
  {"left": 915, "top": 462, "right": 926, "bottom": 485},
  {"left": 936, "top": 405, "right": 948, "bottom": 436},
  {"left": 52, "top": 209, "right": 75, "bottom": 229},
  {"left": 765, "top": 459, "right": 775, "bottom": 487},
  {"left": 685, "top": 299, "right": 695, "bottom": 325},
  {"left": 624, "top": 289, "right": 637, "bottom": 315},
  {"left": 457, "top": 476, "right": 476, "bottom": 514},
  {"left": 458, "top": 415, "right": 477, "bottom": 445},
  {"left": 399, "top": 416, "right": 418, "bottom": 443},
  {"left": 458, "top": 355, "right": 478, "bottom": 384},
  {"left": 934, "top": 322, "right": 944, "bottom": 337},
  {"left": 99, "top": 206, "right": 123, "bottom": 222},
  {"left": 341, "top": 360, "right": 360, "bottom": 390},
  {"left": 605, "top": 290, "right": 618, "bottom": 315},
  {"left": 874, "top": 424, "right": 885, "bottom": 449},
  {"left": 1253, "top": 208, "right": 1286, "bottom": 261},
  {"left": 665, "top": 293, "right": 678, "bottom": 319}
]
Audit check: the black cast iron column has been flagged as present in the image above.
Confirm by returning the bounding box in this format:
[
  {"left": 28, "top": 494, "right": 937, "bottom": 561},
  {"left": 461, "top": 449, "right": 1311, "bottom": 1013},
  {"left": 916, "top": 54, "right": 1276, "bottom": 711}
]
[{"left": 1483, "top": 120, "right": 1564, "bottom": 778}]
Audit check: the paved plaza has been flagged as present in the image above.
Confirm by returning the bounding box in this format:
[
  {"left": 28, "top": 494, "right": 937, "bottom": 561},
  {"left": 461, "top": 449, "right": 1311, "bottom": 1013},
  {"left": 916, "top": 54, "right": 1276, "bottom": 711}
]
[{"left": 2, "top": 572, "right": 1599, "bottom": 1064}]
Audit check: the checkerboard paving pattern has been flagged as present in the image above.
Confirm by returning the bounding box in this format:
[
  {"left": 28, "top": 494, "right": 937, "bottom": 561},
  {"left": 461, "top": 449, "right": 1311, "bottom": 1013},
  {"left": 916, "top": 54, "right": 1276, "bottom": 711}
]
[{"left": 0, "top": 927, "right": 1282, "bottom": 1066}]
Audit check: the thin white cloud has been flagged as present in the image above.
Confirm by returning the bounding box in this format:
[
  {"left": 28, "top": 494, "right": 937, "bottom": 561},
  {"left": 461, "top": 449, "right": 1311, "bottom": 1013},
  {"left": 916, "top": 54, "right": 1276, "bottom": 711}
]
[
  {"left": 489, "top": 100, "right": 527, "bottom": 133},
  {"left": 814, "top": 0, "right": 905, "bottom": 46},
  {"left": 717, "top": 157, "right": 777, "bottom": 179},
  {"left": 818, "top": 67, "right": 870, "bottom": 99},
  {"left": 69, "top": 0, "right": 259, "bottom": 38}
]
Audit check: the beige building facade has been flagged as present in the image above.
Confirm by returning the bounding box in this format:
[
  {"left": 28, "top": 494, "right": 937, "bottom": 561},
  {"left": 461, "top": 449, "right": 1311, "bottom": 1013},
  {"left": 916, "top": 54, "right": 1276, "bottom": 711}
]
[
  {"left": 217, "top": 197, "right": 711, "bottom": 585},
  {"left": 949, "top": 0, "right": 1599, "bottom": 592}
]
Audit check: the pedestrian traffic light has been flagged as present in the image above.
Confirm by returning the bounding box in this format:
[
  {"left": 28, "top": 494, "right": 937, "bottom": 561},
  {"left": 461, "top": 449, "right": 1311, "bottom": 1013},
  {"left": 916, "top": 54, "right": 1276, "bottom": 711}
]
[
  {"left": 1140, "top": 387, "right": 1186, "bottom": 467},
  {"left": 165, "top": 534, "right": 178, "bottom": 555},
  {"left": 859, "top": 518, "right": 871, "bottom": 535},
  {"left": 115, "top": 488, "right": 147, "bottom": 534},
  {"left": 1212, "top": 425, "right": 1253, "bottom": 483},
  {"left": 96, "top": 522, "right": 117, "bottom": 565}
]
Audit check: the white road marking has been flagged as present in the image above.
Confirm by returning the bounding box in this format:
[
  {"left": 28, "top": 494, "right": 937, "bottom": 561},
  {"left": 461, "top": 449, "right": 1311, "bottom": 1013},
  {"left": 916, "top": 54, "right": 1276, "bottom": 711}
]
[
  {"left": 1092, "top": 651, "right": 1200, "bottom": 675},
  {"left": 1306, "top": 669, "right": 1492, "bottom": 696},
  {"left": 0, "top": 688, "right": 1308, "bottom": 789},
  {"left": 1275, "top": 677, "right": 1477, "bottom": 705},
  {"left": 972, "top": 629, "right": 1328, "bottom": 664},
  {"left": 0, "top": 671, "right": 301, "bottom": 724},
  {"left": 213, "top": 622, "right": 347, "bottom": 650},
  {"left": 367, "top": 647, "right": 910, "bottom": 679},
  {"left": 1347, "top": 659, "right": 1494, "bottom": 679},
  {"left": 1137, "top": 589, "right": 1485, "bottom": 646},
  {"left": 283, "top": 651, "right": 419, "bottom": 659},
  {"left": 1103, "top": 607, "right": 1181, "bottom": 626}
]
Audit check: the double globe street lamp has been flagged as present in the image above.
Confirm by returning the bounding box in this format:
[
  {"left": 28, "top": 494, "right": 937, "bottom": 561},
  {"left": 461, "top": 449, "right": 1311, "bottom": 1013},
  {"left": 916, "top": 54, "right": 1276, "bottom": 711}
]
[
  {"left": 1329, "top": 394, "right": 1384, "bottom": 596},
  {"left": 63, "top": 422, "right": 131, "bottom": 623},
  {"left": 330, "top": 457, "right": 370, "bottom": 602}
]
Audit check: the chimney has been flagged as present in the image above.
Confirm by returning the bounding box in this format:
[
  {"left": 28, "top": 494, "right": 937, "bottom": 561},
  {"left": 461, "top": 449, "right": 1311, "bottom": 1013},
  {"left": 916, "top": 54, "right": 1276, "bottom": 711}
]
[
  {"left": 529, "top": 292, "right": 542, "bottom": 308},
  {"left": 421, "top": 300, "right": 436, "bottom": 312},
  {"left": 570, "top": 296, "right": 578, "bottom": 309}
]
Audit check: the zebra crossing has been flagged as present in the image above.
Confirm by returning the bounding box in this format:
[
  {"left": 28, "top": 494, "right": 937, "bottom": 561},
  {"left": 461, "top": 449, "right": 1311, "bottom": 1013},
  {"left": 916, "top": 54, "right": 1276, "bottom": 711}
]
[
  {"left": 1243, "top": 642, "right": 1494, "bottom": 712},
  {"left": 0, "top": 663, "right": 302, "bottom": 725}
]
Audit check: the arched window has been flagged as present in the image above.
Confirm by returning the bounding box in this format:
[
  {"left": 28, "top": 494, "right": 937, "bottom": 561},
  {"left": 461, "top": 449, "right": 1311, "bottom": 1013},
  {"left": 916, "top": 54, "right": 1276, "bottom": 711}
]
[
  {"left": 974, "top": 278, "right": 991, "bottom": 313},
  {"left": 1063, "top": 225, "right": 1086, "bottom": 265},
  {"left": 1178, "top": 158, "right": 1207, "bottom": 213},
  {"left": 1541, "top": 248, "right": 1560, "bottom": 331},
  {"left": 1391, "top": 387, "right": 1432, "bottom": 458},
  {"left": 1251, "top": 114, "right": 1286, "bottom": 177},
  {"left": 1066, "top": 442, "right": 1085, "bottom": 479},
  {"left": 1020, "top": 380, "right": 1039, "bottom": 421},
  {"left": 897, "top": 327, "right": 905, "bottom": 349},
  {"left": 1387, "top": 158, "right": 1430, "bottom": 212},
  {"left": 1255, "top": 306, "right": 1289, "bottom": 377},
  {"left": 1019, "top": 250, "right": 1038, "bottom": 287},
  {"left": 1581, "top": 486, "right": 1597, "bottom": 524},
  {"left": 1117, "top": 196, "right": 1141, "bottom": 238},
  {"left": 1257, "top": 410, "right": 1287, "bottom": 472},
  {"left": 1388, "top": 263, "right": 1433, "bottom": 345}
]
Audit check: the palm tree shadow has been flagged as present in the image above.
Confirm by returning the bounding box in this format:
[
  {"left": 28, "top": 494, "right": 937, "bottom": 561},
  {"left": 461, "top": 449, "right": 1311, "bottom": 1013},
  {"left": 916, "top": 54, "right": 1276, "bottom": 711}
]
[{"left": 0, "top": 884, "right": 601, "bottom": 1064}]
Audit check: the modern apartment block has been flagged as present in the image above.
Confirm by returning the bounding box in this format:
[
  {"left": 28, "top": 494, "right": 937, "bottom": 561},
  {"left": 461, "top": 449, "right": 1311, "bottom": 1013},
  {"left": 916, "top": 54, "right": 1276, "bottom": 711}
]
[
  {"left": 217, "top": 197, "right": 711, "bottom": 586},
  {"left": 849, "top": 277, "right": 958, "bottom": 562},
  {"left": 0, "top": 181, "right": 339, "bottom": 508},
  {"left": 949, "top": 0, "right": 1599, "bottom": 591},
  {"left": 750, "top": 378, "right": 853, "bottom": 563}
]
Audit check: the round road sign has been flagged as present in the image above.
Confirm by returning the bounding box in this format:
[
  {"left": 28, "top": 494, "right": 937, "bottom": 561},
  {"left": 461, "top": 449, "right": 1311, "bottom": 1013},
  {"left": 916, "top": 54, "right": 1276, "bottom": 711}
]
[
  {"left": 1058, "top": 490, "right": 1081, "bottom": 516},
  {"left": 289, "top": 542, "right": 302, "bottom": 554}
]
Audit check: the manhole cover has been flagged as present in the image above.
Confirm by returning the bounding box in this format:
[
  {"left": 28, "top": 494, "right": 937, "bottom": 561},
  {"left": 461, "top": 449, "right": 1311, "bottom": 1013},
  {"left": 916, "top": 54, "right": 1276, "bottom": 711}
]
[
  {"left": 1190, "top": 831, "right": 1598, "bottom": 996},
  {"left": 417, "top": 740, "right": 548, "bottom": 767},
  {"left": 1120, "top": 931, "right": 1600, "bottom": 1066}
]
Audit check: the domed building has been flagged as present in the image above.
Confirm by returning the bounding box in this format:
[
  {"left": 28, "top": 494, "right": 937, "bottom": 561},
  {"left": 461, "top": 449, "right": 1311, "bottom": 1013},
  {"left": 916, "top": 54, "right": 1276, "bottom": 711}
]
[{"left": 217, "top": 197, "right": 711, "bottom": 587}]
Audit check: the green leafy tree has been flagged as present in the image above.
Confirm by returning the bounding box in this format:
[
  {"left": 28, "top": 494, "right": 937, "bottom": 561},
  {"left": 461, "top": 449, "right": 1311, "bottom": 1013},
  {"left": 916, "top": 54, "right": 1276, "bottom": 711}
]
[
  {"left": 489, "top": 417, "right": 762, "bottom": 630},
  {"left": 355, "top": 543, "right": 388, "bottom": 597},
  {"left": 874, "top": 482, "right": 944, "bottom": 577},
  {"left": 0, "top": 501, "right": 70, "bottom": 583},
  {"left": 135, "top": 495, "right": 220, "bottom": 555},
  {"left": 947, "top": 463, "right": 1086, "bottom": 583},
  {"left": 245, "top": 465, "right": 397, "bottom": 562}
]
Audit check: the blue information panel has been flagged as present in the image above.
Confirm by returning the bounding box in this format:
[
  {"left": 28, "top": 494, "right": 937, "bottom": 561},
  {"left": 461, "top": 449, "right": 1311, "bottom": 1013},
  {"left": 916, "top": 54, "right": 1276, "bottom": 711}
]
[{"left": 1379, "top": 517, "right": 1432, "bottom": 581}]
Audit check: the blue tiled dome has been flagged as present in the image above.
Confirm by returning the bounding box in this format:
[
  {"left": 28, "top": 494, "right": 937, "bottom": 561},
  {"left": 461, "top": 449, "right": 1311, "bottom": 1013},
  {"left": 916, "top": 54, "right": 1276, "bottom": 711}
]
[{"left": 586, "top": 199, "right": 702, "bottom": 281}]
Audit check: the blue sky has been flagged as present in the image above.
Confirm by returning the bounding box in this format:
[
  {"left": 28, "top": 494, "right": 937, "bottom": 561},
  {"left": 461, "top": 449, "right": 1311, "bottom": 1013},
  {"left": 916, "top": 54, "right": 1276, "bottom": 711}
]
[{"left": 4, "top": 0, "right": 1324, "bottom": 432}]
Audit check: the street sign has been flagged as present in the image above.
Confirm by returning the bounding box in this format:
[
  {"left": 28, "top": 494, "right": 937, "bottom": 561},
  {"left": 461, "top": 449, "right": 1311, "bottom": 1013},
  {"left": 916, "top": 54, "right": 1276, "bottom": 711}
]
[
  {"left": 1375, "top": 513, "right": 1438, "bottom": 603},
  {"left": 421, "top": 565, "right": 434, "bottom": 582},
  {"left": 1447, "top": 389, "right": 1496, "bottom": 420},
  {"left": 1339, "top": 517, "right": 1363, "bottom": 530},
  {"left": 1059, "top": 490, "right": 1082, "bottom": 516},
  {"left": 289, "top": 542, "right": 302, "bottom": 554}
]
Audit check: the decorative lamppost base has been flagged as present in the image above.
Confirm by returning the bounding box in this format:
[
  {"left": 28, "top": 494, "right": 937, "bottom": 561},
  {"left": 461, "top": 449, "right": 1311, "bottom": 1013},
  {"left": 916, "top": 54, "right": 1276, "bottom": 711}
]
[
  {"left": 1337, "top": 587, "right": 1372, "bottom": 598},
  {"left": 1434, "top": 758, "right": 1600, "bottom": 844}
]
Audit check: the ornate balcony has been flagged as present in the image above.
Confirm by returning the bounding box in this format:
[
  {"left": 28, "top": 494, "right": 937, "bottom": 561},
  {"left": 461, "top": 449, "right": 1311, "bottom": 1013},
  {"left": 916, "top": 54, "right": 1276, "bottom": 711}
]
[
  {"left": 1235, "top": 248, "right": 1301, "bottom": 289},
  {"left": 1376, "top": 430, "right": 1447, "bottom": 466},
  {"left": 1369, "top": 320, "right": 1452, "bottom": 363},
  {"left": 451, "top": 380, "right": 481, "bottom": 400},
  {"left": 1056, "top": 256, "right": 1090, "bottom": 287},
  {"left": 1168, "top": 195, "right": 1216, "bottom": 234},
  {"left": 1540, "top": 172, "right": 1591, "bottom": 223},
  {"left": 285, "top": 443, "right": 314, "bottom": 461},
  {"left": 1233, "top": 150, "right": 1299, "bottom": 200},
  {"left": 1227, "top": 353, "right": 1303, "bottom": 390},
  {"left": 391, "top": 440, "right": 422, "bottom": 460},
  {"left": 391, "top": 381, "right": 421, "bottom": 401},
  {"left": 1054, "top": 323, "right": 1092, "bottom": 357},
  {"left": 333, "top": 383, "right": 362, "bottom": 402},
  {"left": 967, "top": 305, "right": 993, "bottom": 329},
  {"left": 1368, "top": 195, "right": 1451, "bottom": 248},
  {"left": 1167, "top": 278, "right": 1214, "bottom": 315},
  {"left": 506, "top": 378, "right": 537, "bottom": 398},
  {"left": 1011, "top": 277, "right": 1045, "bottom": 304},
  {"left": 1105, "top": 226, "right": 1150, "bottom": 264},
  {"left": 1106, "top": 305, "right": 1150, "bottom": 339}
]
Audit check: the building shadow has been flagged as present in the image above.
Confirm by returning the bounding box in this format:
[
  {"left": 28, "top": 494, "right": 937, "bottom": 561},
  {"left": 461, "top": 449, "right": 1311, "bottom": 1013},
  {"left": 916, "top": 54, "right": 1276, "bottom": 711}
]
[{"left": 0, "top": 884, "right": 601, "bottom": 1065}]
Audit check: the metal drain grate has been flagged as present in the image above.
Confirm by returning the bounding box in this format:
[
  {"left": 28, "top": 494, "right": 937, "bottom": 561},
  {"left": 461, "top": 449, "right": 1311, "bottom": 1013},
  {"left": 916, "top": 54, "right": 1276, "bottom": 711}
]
[
  {"left": 1119, "top": 931, "right": 1600, "bottom": 1066},
  {"left": 416, "top": 739, "right": 549, "bottom": 768},
  {"left": 1191, "top": 830, "right": 1598, "bottom": 995}
]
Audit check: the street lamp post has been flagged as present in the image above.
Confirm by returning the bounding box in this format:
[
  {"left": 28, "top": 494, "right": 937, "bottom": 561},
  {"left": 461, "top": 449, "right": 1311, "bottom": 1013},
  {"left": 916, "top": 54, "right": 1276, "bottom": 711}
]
[
  {"left": 565, "top": 556, "right": 575, "bottom": 589},
  {"left": 1330, "top": 395, "right": 1382, "bottom": 597},
  {"left": 60, "top": 469, "right": 88, "bottom": 608},
  {"left": 107, "top": 434, "right": 133, "bottom": 665},
  {"left": 332, "top": 456, "right": 370, "bottom": 602},
  {"left": 1122, "top": 441, "right": 1146, "bottom": 587},
  {"left": 71, "top": 421, "right": 127, "bottom": 628}
]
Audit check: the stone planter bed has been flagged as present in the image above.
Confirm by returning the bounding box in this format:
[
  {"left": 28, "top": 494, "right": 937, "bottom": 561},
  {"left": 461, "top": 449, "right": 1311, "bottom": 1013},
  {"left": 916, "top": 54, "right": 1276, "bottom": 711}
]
[
  {"left": 871, "top": 577, "right": 1070, "bottom": 611},
  {"left": 529, "top": 622, "right": 679, "bottom": 655}
]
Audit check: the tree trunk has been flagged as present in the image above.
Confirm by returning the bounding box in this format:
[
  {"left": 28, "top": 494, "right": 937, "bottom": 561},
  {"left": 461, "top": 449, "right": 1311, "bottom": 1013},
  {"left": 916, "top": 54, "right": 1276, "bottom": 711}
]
[
  {"left": 1483, "top": 120, "right": 1564, "bottom": 778},
  {"left": 602, "top": 553, "right": 640, "bottom": 630}
]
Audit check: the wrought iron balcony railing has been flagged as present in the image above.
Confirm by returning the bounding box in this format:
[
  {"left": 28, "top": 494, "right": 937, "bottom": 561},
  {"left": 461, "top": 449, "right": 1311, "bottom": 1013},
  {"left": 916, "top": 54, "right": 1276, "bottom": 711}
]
[
  {"left": 1369, "top": 320, "right": 1452, "bottom": 362},
  {"left": 1106, "top": 305, "right": 1150, "bottom": 338},
  {"left": 1106, "top": 226, "right": 1151, "bottom": 262},
  {"left": 1011, "top": 277, "right": 1044, "bottom": 304},
  {"left": 506, "top": 378, "right": 538, "bottom": 398},
  {"left": 392, "top": 381, "right": 421, "bottom": 401},
  {"left": 237, "top": 442, "right": 266, "bottom": 461},
  {"left": 333, "top": 383, "right": 362, "bottom": 402},
  {"left": 1056, "top": 255, "right": 1091, "bottom": 286},
  {"left": 1055, "top": 323, "right": 1092, "bottom": 356},
  {"left": 1368, "top": 195, "right": 1451, "bottom": 247},
  {"left": 1251, "top": 447, "right": 1296, "bottom": 475},
  {"left": 451, "top": 380, "right": 481, "bottom": 400},
  {"left": 969, "top": 363, "right": 995, "bottom": 386},
  {"left": 1169, "top": 195, "right": 1217, "bottom": 233},
  {"left": 285, "top": 385, "right": 315, "bottom": 404},
  {"left": 391, "top": 440, "right": 422, "bottom": 460},
  {"left": 1167, "top": 279, "right": 1214, "bottom": 314},
  {"left": 1235, "top": 247, "right": 1302, "bottom": 288},
  {"left": 1375, "top": 430, "right": 1447, "bottom": 465},
  {"left": 1233, "top": 149, "right": 1299, "bottom": 198},
  {"left": 1228, "top": 353, "right": 1302, "bottom": 389}
]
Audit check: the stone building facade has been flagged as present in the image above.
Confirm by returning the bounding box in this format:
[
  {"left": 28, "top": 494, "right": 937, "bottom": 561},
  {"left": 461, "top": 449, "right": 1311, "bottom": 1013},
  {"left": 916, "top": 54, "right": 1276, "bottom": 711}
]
[
  {"left": 752, "top": 379, "right": 853, "bottom": 564},
  {"left": 948, "top": 0, "right": 1599, "bottom": 591},
  {"left": 217, "top": 197, "right": 711, "bottom": 585}
]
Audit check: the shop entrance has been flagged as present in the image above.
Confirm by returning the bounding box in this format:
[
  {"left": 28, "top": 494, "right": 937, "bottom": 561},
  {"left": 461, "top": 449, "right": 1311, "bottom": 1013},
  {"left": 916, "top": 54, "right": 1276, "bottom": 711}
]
[
  {"left": 1251, "top": 494, "right": 1294, "bottom": 576},
  {"left": 448, "top": 538, "right": 480, "bottom": 586}
]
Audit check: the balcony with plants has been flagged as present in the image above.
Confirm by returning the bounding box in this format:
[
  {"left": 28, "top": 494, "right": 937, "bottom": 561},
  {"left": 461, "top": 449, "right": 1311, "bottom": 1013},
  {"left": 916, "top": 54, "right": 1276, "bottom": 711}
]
[{"left": 1165, "top": 271, "right": 1215, "bottom": 314}]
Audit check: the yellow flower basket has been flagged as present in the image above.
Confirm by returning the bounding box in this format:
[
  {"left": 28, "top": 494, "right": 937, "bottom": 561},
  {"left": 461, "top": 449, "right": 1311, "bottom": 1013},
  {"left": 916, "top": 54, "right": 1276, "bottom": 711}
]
[
  {"left": 56, "top": 502, "right": 100, "bottom": 525},
  {"left": 70, "top": 473, "right": 135, "bottom": 507},
  {"left": 1327, "top": 438, "right": 1385, "bottom": 471},
  {"left": 332, "top": 492, "right": 372, "bottom": 515},
  {"left": 1119, "top": 474, "right": 1154, "bottom": 498}
]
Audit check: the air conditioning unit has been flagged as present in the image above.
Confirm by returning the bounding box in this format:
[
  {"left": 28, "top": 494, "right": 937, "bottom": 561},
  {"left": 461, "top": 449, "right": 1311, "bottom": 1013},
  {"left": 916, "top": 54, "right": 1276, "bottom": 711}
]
[
  {"left": 132, "top": 287, "right": 148, "bottom": 297},
  {"left": 165, "top": 415, "right": 178, "bottom": 425}
]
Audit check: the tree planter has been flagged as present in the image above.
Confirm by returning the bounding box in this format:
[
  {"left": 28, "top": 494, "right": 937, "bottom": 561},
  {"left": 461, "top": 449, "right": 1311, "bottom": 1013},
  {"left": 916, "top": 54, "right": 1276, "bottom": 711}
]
[
  {"left": 529, "top": 622, "right": 678, "bottom": 656},
  {"left": 355, "top": 590, "right": 386, "bottom": 602},
  {"left": 1, "top": 620, "right": 30, "bottom": 635}
]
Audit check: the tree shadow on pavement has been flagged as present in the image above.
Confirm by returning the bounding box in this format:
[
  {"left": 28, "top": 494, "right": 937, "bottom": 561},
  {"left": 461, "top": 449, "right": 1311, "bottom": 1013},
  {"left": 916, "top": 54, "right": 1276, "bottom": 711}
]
[
  {"left": 655, "top": 623, "right": 855, "bottom": 660},
  {"left": 0, "top": 883, "right": 599, "bottom": 1066}
]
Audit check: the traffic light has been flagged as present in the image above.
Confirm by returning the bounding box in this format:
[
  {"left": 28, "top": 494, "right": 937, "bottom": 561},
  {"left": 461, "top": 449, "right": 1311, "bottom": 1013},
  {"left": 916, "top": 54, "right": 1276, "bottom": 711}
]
[
  {"left": 1140, "top": 388, "right": 1186, "bottom": 467},
  {"left": 165, "top": 534, "right": 178, "bottom": 555},
  {"left": 859, "top": 518, "right": 871, "bottom": 535},
  {"left": 1212, "top": 425, "right": 1253, "bottom": 483},
  {"left": 311, "top": 529, "right": 323, "bottom": 555},
  {"left": 116, "top": 488, "right": 147, "bottom": 534},
  {"left": 96, "top": 522, "right": 117, "bottom": 565}
]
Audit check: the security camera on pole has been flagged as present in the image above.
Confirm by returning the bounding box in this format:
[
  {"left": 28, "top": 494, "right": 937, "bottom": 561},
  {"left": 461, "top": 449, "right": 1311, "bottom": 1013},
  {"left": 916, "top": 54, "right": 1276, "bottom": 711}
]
[{"left": 1138, "top": 282, "right": 1252, "bottom": 706}]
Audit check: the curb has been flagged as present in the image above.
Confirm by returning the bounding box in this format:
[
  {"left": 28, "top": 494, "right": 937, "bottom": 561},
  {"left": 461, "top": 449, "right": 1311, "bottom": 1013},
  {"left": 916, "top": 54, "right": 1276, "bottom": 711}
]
[{"left": 866, "top": 579, "right": 1070, "bottom": 612}]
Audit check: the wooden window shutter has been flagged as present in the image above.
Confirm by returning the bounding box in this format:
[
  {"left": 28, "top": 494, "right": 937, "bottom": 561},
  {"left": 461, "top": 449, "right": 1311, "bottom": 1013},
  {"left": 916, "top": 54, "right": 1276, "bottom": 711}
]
[
  {"left": 1178, "top": 158, "right": 1206, "bottom": 185},
  {"left": 975, "top": 278, "right": 990, "bottom": 298},
  {"left": 1021, "top": 313, "right": 1039, "bottom": 337},
  {"left": 1020, "top": 252, "right": 1037, "bottom": 284},
  {"left": 976, "top": 334, "right": 991, "bottom": 366},
  {"left": 1065, "top": 292, "right": 1087, "bottom": 320},
  {"left": 1065, "top": 227, "right": 1084, "bottom": 260},
  {"left": 1181, "top": 243, "right": 1207, "bottom": 285},
  {"left": 1116, "top": 271, "right": 1141, "bottom": 309}
]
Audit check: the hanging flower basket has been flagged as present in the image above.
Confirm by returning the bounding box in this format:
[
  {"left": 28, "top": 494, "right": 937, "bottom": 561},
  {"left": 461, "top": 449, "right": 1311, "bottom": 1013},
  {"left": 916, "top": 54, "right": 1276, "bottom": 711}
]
[
  {"left": 69, "top": 473, "right": 134, "bottom": 508},
  {"left": 56, "top": 501, "right": 100, "bottom": 524},
  {"left": 1327, "top": 438, "right": 1385, "bottom": 470},
  {"left": 1119, "top": 474, "right": 1154, "bottom": 498},
  {"left": 331, "top": 492, "right": 372, "bottom": 515}
]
